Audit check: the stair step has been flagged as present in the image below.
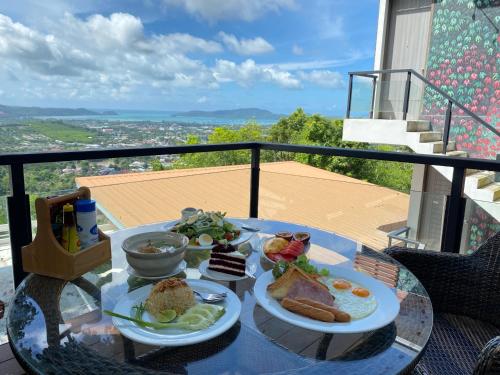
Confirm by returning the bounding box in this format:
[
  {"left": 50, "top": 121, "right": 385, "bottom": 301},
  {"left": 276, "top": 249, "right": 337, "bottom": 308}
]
[
  {"left": 469, "top": 171, "right": 495, "bottom": 188},
  {"left": 446, "top": 151, "right": 466, "bottom": 158},
  {"left": 426, "top": 141, "right": 456, "bottom": 153},
  {"left": 406, "top": 120, "right": 431, "bottom": 132},
  {"left": 418, "top": 131, "right": 442, "bottom": 142},
  {"left": 478, "top": 182, "right": 500, "bottom": 201}
]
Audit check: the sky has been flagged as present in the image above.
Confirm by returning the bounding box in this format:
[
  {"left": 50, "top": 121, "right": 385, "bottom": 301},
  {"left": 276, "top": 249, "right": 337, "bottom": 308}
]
[{"left": 0, "top": 0, "right": 379, "bottom": 115}]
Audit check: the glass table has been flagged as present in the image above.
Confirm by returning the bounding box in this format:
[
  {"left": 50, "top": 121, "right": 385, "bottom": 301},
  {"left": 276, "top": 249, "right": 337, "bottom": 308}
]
[{"left": 7, "top": 219, "right": 433, "bottom": 374}]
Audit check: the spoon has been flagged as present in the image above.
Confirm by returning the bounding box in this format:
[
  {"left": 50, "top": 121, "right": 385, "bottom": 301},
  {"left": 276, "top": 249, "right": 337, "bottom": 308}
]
[{"left": 193, "top": 290, "right": 226, "bottom": 303}]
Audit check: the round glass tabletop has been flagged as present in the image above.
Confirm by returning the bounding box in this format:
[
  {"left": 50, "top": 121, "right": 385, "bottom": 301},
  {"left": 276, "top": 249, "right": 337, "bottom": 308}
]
[{"left": 7, "top": 219, "right": 433, "bottom": 374}]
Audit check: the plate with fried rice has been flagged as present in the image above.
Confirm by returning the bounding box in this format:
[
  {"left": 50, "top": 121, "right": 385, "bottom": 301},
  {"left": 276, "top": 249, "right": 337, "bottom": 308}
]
[{"left": 111, "top": 278, "right": 241, "bottom": 346}]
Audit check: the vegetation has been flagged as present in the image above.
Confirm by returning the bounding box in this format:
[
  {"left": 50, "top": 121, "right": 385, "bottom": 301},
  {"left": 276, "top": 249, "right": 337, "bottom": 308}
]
[
  {"left": 0, "top": 109, "right": 413, "bottom": 225},
  {"left": 174, "top": 108, "right": 413, "bottom": 192},
  {"left": 28, "top": 120, "right": 96, "bottom": 144}
]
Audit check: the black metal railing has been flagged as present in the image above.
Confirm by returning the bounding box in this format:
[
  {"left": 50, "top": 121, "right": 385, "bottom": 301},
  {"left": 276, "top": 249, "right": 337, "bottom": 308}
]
[
  {"left": 1, "top": 142, "right": 500, "bottom": 286},
  {"left": 346, "top": 68, "right": 500, "bottom": 154}
]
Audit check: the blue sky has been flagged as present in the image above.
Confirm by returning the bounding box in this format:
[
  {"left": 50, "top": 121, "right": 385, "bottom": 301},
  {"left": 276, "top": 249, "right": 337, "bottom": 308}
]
[{"left": 0, "top": 0, "right": 378, "bottom": 115}]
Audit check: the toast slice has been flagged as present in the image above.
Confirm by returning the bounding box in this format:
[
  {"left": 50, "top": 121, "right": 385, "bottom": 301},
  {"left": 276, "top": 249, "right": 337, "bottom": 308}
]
[{"left": 267, "top": 265, "right": 328, "bottom": 299}]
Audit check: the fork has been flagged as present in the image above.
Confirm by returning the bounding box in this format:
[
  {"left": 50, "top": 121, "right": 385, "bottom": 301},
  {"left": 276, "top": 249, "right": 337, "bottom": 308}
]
[{"left": 193, "top": 290, "right": 227, "bottom": 303}]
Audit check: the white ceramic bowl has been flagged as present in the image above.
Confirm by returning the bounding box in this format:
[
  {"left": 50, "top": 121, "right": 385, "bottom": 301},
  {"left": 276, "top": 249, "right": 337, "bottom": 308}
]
[{"left": 122, "top": 231, "right": 188, "bottom": 277}]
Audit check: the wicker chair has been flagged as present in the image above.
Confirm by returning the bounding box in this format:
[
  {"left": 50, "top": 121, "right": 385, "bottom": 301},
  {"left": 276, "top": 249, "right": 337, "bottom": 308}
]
[{"left": 384, "top": 232, "right": 500, "bottom": 375}]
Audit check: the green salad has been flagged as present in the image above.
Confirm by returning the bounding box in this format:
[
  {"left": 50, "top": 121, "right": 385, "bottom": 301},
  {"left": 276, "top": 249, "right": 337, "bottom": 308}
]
[
  {"left": 171, "top": 210, "right": 240, "bottom": 244},
  {"left": 272, "top": 254, "right": 330, "bottom": 279}
]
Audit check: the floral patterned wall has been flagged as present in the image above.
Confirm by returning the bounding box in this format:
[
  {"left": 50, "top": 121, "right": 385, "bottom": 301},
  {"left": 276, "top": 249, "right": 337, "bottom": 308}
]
[
  {"left": 422, "top": 0, "right": 499, "bottom": 252},
  {"left": 422, "top": 0, "right": 499, "bottom": 160}
]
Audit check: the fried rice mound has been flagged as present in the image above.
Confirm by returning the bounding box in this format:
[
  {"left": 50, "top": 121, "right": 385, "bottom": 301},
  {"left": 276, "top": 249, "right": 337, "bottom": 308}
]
[{"left": 145, "top": 278, "right": 196, "bottom": 317}]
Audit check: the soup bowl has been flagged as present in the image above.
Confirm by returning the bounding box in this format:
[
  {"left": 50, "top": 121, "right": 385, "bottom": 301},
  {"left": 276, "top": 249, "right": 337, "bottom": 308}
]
[{"left": 122, "top": 231, "right": 188, "bottom": 277}]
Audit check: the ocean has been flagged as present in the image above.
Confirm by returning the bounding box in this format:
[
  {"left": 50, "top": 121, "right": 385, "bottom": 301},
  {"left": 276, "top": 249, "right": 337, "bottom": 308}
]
[{"left": 39, "top": 110, "right": 280, "bottom": 126}]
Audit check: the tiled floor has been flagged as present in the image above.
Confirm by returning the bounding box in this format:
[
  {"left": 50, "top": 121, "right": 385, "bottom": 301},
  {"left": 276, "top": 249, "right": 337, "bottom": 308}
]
[{"left": 0, "top": 343, "right": 25, "bottom": 375}]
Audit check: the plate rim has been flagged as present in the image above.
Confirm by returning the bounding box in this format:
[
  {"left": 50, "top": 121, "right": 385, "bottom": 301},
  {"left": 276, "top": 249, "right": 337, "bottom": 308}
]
[
  {"left": 253, "top": 266, "right": 400, "bottom": 334},
  {"left": 126, "top": 260, "right": 187, "bottom": 280},
  {"left": 111, "top": 279, "right": 241, "bottom": 346}
]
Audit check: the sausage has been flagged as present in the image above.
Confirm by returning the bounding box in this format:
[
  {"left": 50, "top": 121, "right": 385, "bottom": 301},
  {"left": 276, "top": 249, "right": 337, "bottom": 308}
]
[
  {"left": 294, "top": 297, "right": 351, "bottom": 322},
  {"left": 281, "top": 298, "right": 335, "bottom": 322}
]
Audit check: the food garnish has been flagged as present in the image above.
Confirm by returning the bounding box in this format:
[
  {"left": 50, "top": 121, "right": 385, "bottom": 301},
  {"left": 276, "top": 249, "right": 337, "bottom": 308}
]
[
  {"left": 272, "top": 255, "right": 329, "bottom": 279},
  {"left": 172, "top": 210, "right": 240, "bottom": 245},
  {"left": 105, "top": 303, "right": 224, "bottom": 331}
]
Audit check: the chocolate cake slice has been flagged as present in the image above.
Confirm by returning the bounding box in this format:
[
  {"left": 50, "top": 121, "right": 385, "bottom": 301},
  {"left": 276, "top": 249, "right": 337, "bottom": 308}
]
[{"left": 208, "top": 249, "right": 246, "bottom": 276}]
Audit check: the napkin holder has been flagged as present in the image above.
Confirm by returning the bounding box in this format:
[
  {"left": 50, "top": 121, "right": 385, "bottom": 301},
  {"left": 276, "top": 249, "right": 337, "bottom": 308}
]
[{"left": 22, "top": 187, "right": 111, "bottom": 281}]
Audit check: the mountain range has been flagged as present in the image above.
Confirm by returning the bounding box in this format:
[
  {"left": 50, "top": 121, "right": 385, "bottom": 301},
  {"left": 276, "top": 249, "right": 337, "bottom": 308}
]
[
  {"left": 173, "top": 108, "right": 281, "bottom": 119},
  {"left": 0, "top": 104, "right": 117, "bottom": 117}
]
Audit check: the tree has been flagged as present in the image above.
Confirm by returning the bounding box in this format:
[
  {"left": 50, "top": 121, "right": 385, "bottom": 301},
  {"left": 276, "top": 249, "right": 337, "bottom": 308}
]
[
  {"left": 174, "top": 123, "right": 267, "bottom": 168},
  {"left": 150, "top": 158, "right": 164, "bottom": 171}
]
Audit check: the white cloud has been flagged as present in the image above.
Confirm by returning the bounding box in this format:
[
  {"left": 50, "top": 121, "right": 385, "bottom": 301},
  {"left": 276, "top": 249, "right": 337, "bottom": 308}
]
[
  {"left": 292, "top": 44, "right": 303, "bottom": 55},
  {"left": 164, "top": 0, "right": 297, "bottom": 22},
  {"left": 320, "top": 15, "right": 344, "bottom": 39},
  {"left": 298, "top": 70, "right": 345, "bottom": 88},
  {"left": 197, "top": 95, "right": 208, "bottom": 103},
  {"left": 0, "top": 11, "right": 351, "bottom": 106},
  {"left": 268, "top": 50, "right": 372, "bottom": 71},
  {"left": 218, "top": 32, "right": 273, "bottom": 55},
  {"left": 213, "top": 59, "right": 300, "bottom": 89}
]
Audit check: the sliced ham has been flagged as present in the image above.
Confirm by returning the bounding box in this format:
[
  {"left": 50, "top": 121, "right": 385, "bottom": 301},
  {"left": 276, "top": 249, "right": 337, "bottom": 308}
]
[{"left": 286, "top": 278, "right": 334, "bottom": 306}]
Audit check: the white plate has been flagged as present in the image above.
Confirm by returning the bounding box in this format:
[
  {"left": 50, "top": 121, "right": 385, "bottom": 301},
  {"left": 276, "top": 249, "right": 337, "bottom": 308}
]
[
  {"left": 126, "top": 260, "right": 187, "bottom": 280},
  {"left": 111, "top": 279, "right": 241, "bottom": 346},
  {"left": 253, "top": 265, "right": 400, "bottom": 333},
  {"left": 199, "top": 259, "right": 255, "bottom": 281},
  {"left": 164, "top": 220, "right": 254, "bottom": 250}
]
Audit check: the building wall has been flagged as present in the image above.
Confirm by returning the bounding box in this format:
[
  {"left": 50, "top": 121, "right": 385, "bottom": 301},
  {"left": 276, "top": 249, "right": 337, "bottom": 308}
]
[
  {"left": 422, "top": 0, "right": 500, "bottom": 159},
  {"left": 421, "top": 0, "right": 499, "bottom": 252}
]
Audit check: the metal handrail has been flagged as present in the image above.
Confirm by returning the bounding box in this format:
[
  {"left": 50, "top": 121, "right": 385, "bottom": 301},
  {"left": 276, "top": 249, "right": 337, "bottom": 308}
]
[
  {"left": 347, "top": 68, "right": 500, "bottom": 140},
  {"left": 3, "top": 142, "right": 500, "bottom": 286},
  {"left": 387, "top": 226, "right": 425, "bottom": 249}
]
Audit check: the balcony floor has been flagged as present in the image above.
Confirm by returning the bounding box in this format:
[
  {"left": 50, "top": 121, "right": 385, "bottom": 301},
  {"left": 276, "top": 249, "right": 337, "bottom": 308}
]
[{"left": 0, "top": 343, "right": 24, "bottom": 375}]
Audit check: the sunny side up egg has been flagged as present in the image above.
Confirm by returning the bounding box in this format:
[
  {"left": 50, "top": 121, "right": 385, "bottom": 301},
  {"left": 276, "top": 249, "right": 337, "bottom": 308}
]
[{"left": 323, "top": 277, "right": 377, "bottom": 320}]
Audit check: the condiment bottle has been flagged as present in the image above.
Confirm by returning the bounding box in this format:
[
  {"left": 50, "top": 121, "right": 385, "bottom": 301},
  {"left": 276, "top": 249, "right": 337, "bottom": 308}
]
[
  {"left": 61, "top": 203, "right": 81, "bottom": 253},
  {"left": 75, "top": 199, "right": 99, "bottom": 249}
]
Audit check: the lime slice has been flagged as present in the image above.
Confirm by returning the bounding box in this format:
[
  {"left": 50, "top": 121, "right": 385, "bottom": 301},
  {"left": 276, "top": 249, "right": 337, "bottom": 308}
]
[{"left": 156, "top": 309, "right": 177, "bottom": 323}]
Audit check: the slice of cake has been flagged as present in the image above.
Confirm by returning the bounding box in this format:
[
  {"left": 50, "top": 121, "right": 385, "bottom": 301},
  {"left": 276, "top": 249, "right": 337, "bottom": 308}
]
[{"left": 208, "top": 247, "right": 246, "bottom": 277}]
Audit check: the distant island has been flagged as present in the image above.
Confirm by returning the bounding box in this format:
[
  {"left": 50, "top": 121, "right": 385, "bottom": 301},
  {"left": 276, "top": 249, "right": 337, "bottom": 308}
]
[
  {"left": 0, "top": 104, "right": 117, "bottom": 118},
  {"left": 173, "top": 108, "right": 282, "bottom": 119}
]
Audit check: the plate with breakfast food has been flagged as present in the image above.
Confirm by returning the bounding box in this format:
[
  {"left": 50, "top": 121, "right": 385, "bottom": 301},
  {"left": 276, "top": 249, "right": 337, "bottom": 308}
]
[
  {"left": 253, "top": 257, "right": 400, "bottom": 333},
  {"left": 106, "top": 278, "right": 241, "bottom": 346},
  {"left": 261, "top": 231, "right": 311, "bottom": 263},
  {"left": 167, "top": 211, "right": 254, "bottom": 250}
]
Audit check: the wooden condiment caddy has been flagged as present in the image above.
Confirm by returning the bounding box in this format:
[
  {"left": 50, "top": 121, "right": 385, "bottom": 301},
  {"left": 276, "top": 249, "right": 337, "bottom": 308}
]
[{"left": 22, "top": 187, "right": 111, "bottom": 281}]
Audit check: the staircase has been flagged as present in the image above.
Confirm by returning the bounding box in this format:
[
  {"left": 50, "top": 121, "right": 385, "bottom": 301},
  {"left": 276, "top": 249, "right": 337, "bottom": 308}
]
[{"left": 343, "top": 119, "right": 500, "bottom": 216}]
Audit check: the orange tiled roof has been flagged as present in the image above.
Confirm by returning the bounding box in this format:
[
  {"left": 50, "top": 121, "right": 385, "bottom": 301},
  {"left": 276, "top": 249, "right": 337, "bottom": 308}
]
[{"left": 76, "top": 161, "right": 409, "bottom": 250}]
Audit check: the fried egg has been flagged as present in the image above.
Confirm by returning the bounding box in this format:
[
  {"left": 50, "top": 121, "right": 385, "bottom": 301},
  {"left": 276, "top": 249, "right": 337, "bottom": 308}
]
[{"left": 324, "top": 277, "right": 377, "bottom": 320}]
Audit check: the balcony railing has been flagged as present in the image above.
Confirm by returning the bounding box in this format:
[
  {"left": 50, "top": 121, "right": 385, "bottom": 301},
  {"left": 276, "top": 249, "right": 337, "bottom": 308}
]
[
  {"left": 346, "top": 68, "right": 500, "bottom": 158},
  {"left": 1, "top": 142, "right": 499, "bottom": 286}
]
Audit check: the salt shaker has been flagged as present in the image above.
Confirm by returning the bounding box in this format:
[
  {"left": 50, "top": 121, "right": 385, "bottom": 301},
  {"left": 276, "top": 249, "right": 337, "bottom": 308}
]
[{"left": 75, "top": 199, "right": 99, "bottom": 249}]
